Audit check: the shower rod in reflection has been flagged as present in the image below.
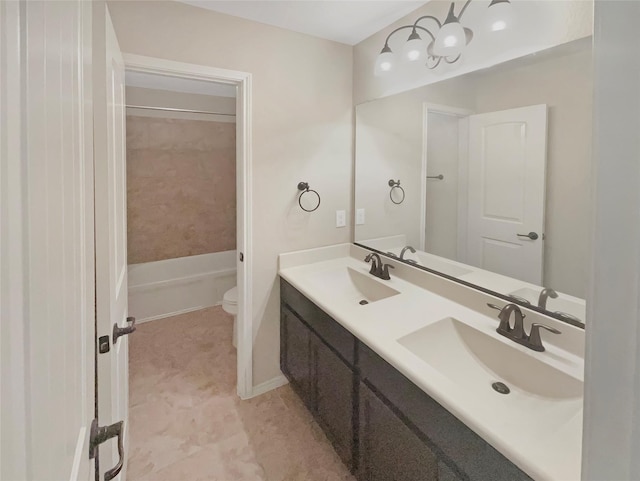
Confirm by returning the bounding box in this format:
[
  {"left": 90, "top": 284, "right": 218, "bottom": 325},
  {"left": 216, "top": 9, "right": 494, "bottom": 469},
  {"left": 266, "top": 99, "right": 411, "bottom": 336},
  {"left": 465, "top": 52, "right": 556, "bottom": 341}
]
[{"left": 125, "top": 105, "right": 236, "bottom": 117}]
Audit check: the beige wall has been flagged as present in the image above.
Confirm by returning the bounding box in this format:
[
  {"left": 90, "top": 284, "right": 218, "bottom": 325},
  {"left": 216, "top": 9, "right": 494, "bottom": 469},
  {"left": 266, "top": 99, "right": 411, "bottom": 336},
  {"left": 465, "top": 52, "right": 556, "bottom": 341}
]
[
  {"left": 126, "top": 114, "right": 236, "bottom": 264},
  {"left": 109, "top": 1, "right": 353, "bottom": 387},
  {"left": 353, "top": 0, "right": 593, "bottom": 104}
]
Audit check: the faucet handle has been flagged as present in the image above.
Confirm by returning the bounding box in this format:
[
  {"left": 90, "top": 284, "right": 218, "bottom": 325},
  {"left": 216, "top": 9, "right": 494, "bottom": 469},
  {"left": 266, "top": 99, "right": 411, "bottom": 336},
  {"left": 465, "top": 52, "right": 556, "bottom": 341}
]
[
  {"left": 380, "top": 263, "right": 394, "bottom": 280},
  {"left": 487, "top": 303, "right": 502, "bottom": 311},
  {"left": 528, "top": 323, "right": 561, "bottom": 352}
]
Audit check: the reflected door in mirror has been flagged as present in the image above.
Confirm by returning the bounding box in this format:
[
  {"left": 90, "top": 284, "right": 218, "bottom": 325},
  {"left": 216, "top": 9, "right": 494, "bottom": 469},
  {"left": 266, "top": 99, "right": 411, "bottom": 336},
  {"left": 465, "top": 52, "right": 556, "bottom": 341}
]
[{"left": 466, "top": 105, "right": 548, "bottom": 285}]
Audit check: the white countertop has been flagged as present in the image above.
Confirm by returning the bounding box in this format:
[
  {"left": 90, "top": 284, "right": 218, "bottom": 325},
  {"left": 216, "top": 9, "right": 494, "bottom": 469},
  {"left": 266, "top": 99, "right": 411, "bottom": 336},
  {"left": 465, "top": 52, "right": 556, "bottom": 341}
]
[{"left": 279, "top": 244, "right": 584, "bottom": 481}]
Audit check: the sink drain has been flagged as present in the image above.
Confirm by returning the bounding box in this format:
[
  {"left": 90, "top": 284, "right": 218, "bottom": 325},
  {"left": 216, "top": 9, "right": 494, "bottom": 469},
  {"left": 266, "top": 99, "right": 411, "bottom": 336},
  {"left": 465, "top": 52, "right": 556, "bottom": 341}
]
[
  {"left": 491, "top": 382, "right": 510, "bottom": 395},
  {"left": 359, "top": 299, "right": 369, "bottom": 305}
]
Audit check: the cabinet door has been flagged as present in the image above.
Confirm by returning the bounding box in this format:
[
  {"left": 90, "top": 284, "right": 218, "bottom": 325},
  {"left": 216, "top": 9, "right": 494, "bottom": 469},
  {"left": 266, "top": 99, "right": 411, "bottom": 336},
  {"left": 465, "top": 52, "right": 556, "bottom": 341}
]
[
  {"left": 359, "top": 382, "right": 438, "bottom": 481},
  {"left": 313, "top": 337, "right": 355, "bottom": 469},
  {"left": 281, "top": 306, "right": 312, "bottom": 407}
]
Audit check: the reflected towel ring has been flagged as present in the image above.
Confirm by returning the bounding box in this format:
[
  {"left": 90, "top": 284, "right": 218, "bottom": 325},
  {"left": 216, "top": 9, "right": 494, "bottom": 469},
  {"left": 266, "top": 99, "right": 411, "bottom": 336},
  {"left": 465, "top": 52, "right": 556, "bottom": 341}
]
[
  {"left": 388, "top": 179, "right": 405, "bottom": 205},
  {"left": 297, "top": 182, "right": 321, "bottom": 212}
]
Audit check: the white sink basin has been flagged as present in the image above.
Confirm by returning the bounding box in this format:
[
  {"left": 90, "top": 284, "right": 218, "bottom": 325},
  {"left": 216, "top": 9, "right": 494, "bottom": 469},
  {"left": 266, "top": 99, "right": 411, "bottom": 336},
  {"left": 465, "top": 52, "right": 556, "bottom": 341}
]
[
  {"left": 399, "top": 317, "right": 582, "bottom": 400},
  {"left": 509, "top": 287, "right": 585, "bottom": 321},
  {"left": 306, "top": 266, "right": 400, "bottom": 305}
]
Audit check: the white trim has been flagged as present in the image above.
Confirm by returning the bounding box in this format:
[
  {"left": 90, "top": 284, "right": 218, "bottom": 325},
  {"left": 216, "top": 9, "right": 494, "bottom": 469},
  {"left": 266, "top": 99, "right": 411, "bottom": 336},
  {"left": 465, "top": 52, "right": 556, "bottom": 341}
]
[
  {"left": 121, "top": 54, "right": 254, "bottom": 400},
  {"left": 421, "top": 103, "right": 474, "bottom": 258},
  {"left": 0, "top": 2, "right": 28, "bottom": 479},
  {"left": 248, "top": 375, "right": 289, "bottom": 399},
  {"left": 583, "top": 2, "right": 640, "bottom": 478}
]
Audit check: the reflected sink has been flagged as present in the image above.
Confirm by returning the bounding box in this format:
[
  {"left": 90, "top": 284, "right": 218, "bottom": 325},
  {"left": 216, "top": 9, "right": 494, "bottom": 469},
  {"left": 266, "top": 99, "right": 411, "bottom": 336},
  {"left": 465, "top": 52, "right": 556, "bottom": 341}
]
[
  {"left": 398, "top": 317, "right": 582, "bottom": 400},
  {"left": 509, "top": 287, "right": 585, "bottom": 320},
  {"left": 307, "top": 266, "right": 401, "bottom": 305}
]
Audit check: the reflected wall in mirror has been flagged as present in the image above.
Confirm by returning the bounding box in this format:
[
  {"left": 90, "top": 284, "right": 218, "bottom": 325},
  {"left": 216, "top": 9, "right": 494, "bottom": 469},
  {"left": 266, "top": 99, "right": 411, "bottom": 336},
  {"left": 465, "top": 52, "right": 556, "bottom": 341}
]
[{"left": 354, "top": 37, "right": 592, "bottom": 326}]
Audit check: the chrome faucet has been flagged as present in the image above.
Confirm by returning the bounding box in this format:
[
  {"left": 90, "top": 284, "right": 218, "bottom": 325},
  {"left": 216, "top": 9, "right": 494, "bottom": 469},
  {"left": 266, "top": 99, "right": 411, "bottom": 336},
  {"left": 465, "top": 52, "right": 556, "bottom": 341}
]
[
  {"left": 538, "top": 288, "right": 558, "bottom": 310},
  {"left": 399, "top": 245, "right": 418, "bottom": 264},
  {"left": 365, "top": 253, "right": 394, "bottom": 280},
  {"left": 487, "top": 303, "right": 561, "bottom": 352}
]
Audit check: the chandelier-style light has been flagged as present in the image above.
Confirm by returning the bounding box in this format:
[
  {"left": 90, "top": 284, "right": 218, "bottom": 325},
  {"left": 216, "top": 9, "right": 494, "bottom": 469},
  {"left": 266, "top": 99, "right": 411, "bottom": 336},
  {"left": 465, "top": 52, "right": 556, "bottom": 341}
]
[{"left": 374, "top": 0, "right": 514, "bottom": 75}]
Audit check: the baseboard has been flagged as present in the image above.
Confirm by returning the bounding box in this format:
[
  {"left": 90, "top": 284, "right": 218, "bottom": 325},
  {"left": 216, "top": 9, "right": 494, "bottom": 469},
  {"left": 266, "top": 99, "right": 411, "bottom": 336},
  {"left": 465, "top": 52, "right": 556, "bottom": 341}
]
[
  {"left": 136, "top": 306, "right": 207, "bottom": 324},
  {"left": 248, "top": 374, "right": 289, "bottom": 398}
]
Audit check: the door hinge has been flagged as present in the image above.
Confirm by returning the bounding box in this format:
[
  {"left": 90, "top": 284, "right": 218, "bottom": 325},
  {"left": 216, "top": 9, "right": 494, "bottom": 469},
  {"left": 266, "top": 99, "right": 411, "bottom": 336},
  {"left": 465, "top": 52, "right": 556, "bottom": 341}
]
[
  {"left": 89, "top": 419, "right": 125, "bottom": 481},
  {"left": 239, "top": 252, "right": 244, "bottom": 262}
]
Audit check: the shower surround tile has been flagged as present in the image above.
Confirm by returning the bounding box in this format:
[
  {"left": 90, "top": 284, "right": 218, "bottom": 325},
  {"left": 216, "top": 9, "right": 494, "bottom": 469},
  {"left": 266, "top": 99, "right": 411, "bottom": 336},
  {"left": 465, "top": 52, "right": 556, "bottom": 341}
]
[
  {"left": 126, "top": 116, "right": 236, "bottom": 264},
  {"left": 128, "top": 306, "right": 355, "bottom": 481}
]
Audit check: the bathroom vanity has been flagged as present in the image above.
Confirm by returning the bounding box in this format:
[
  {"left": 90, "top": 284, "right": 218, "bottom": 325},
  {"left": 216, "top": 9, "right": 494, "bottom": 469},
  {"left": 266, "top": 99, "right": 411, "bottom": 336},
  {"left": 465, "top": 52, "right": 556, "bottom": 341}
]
[{"left": 279, "top": 244, "right": 584, "bottom": 481}]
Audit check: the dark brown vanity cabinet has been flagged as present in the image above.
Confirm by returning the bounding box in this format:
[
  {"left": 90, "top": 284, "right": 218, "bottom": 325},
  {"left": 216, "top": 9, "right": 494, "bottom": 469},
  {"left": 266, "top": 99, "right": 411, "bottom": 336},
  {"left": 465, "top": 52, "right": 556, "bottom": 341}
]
[
  {"left": 358, "top": 381, "right": 440, "bottom": 481},
  {"left": 280, "top": 280, "right": 357, "bottom": 470},
  {"left": 280, "top": 278, "right": 532, "bottom": 481}
]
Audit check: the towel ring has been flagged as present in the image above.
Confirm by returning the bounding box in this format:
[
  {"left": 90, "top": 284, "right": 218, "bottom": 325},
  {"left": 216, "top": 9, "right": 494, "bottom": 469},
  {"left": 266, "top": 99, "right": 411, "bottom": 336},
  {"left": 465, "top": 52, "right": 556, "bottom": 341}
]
[
  {"left": 388, "top": 179, "right": 405, "bottom": 205},
  {"left": 297, "top": 182, "right": 321, "bottom": 212}
]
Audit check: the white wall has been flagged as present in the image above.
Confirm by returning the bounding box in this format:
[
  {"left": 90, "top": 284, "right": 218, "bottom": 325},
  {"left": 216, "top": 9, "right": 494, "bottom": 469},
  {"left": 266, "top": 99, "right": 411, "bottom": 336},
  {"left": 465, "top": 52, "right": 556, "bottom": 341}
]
[
  {"left": 353, "top": 0, "right": 593, "bottom": 104},
  {"left": 108, "top": 0, "right": 353, "bottom": 387}
]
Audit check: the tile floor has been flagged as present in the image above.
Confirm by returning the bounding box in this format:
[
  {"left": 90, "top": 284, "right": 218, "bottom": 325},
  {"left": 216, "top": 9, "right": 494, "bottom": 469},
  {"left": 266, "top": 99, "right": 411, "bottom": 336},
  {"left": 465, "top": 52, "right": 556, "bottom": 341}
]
[{"left": 128, "top": 306, "right": 355, "bottom": 481}]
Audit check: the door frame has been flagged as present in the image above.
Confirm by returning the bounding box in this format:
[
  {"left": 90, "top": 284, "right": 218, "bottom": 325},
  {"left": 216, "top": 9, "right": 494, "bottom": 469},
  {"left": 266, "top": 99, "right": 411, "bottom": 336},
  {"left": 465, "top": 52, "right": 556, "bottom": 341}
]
[
  {"left": 421, "top": 103, "right": 473, "bottom": 259},
  {"left": 121, "top": 54, "right": 254, "bottom": 399},
  {"left": 1, "top": 1, "right": 28, "bottom": 478}
]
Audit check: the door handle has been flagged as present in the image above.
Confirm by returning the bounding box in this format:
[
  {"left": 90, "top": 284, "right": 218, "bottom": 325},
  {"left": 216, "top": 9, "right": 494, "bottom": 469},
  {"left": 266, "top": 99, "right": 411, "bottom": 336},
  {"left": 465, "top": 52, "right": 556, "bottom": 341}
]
[
  {"left": 517, "top": 232, "right": 539, "bottom": 240},
  {"left": 113, "top": 316, "right": 136, "bottom": 344},
  {"left": 89, "top": 419, "right": 124, "bottom": 481}
]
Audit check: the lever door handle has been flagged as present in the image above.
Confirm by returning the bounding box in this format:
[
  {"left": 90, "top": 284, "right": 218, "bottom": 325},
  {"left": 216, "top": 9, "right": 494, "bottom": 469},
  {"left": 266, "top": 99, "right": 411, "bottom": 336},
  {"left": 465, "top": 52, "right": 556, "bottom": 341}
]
[
  {"left": 89, "top": 419, "right": 124, "bottom": 481},
  {"left": 113, "top": 316, "right": 136, "bottom": 344},
  {"left": 517, "top": 232, "right": 539, "bottom": 240}
]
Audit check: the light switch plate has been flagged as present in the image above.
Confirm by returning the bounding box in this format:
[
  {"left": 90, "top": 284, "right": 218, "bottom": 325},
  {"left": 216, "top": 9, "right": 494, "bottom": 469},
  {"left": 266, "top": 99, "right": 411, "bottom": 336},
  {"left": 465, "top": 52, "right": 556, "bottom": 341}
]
[
  {"left": 336, "top": 210, "right": 346, "bottom": 228},
  {"left": 356, "top": 208, "right": 365, "bottom": 225}
]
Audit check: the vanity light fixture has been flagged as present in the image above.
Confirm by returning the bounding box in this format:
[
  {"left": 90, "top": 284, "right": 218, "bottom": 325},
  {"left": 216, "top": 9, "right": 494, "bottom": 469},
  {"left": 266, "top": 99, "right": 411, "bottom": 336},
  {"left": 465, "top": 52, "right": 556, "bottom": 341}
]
[{"left": 374, "top": 0, "right": 513, "bottom": 75}]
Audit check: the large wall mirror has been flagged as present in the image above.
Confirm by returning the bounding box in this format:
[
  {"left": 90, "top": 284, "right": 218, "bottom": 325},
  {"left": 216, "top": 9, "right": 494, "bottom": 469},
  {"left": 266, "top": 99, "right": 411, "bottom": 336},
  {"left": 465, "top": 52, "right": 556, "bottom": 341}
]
[{"left": 354, "top": 36, "right": 592, "bottom": 327}]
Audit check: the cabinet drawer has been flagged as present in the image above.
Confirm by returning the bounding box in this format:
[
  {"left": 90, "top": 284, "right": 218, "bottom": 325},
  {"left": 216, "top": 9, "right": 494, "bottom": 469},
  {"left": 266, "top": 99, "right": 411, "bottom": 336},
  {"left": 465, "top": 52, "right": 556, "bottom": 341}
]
[
  {"left": 359, "top": 343, "right": 532, "bottom": 481},
  {"left": 281, "top": 278, "right": 356, "bottom": 366}
]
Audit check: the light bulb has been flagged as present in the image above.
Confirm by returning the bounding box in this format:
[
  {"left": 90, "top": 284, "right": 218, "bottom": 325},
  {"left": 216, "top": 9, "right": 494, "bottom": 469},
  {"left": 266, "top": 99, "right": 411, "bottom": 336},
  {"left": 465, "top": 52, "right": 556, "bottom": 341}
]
[
  {"left": 487, "top": 0, "right": 514, "bottom": 32},
  {"left": 374, "top": 45, "right": 394, "bottom": 76},
  {"left": 433, "top": 21, "right": 466, "bottom": 57},
  {"left": 402, "top": 30, "right": 423, "bottom": 62}
]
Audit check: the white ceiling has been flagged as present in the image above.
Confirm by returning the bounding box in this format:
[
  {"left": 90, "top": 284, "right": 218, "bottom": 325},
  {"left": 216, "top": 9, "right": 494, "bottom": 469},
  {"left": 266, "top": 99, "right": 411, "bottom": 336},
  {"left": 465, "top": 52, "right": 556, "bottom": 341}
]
[
  {"left": 177, "top": 0, "right": 429, "bottom": 45},
  {"left": 125, "top": 70, "right": 237, "bottom": 97}
]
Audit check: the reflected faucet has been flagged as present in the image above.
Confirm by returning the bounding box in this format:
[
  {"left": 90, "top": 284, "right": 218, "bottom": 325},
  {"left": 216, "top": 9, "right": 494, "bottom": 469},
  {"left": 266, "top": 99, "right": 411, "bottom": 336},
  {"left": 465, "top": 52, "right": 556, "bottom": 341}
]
[
  {"left": 399, "top": 245, "right": 416, "bottom": 260},
  {"left": 538, "top": 288, "right": 558, "bottom": 310}
]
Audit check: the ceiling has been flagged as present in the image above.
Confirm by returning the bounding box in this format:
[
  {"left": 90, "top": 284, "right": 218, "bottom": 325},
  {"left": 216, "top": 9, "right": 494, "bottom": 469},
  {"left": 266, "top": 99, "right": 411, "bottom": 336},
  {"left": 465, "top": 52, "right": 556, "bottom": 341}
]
[
  {"left": 125, "top": 70, "right": 237, "bottom": 97},
  {"left": 177, "top": 0, "right": 429, "bottom": 45}
]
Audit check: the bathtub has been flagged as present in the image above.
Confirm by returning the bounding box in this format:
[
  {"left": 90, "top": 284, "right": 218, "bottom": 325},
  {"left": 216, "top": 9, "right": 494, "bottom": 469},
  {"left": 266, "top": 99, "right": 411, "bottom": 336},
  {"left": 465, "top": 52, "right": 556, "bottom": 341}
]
[{"left": 128, "top": 251, "right": 237, "bottom": 323}]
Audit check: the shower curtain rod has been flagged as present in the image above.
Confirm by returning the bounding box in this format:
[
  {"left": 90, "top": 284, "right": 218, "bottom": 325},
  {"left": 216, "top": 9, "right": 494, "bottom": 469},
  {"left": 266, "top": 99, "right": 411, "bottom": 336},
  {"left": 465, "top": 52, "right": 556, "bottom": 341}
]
[{"left": 125, "top": 104, "right": 236, "bottom": 117}]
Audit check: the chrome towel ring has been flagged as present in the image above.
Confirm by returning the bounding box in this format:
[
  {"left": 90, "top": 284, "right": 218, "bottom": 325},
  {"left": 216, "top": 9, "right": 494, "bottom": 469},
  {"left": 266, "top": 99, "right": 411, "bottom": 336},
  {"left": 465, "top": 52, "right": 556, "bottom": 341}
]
[
  {"left": 388, "top": 179, "right": 405, "bottom": 205},
  {"left": 297, "top": 182, "right": 321, "bottom": 212}
]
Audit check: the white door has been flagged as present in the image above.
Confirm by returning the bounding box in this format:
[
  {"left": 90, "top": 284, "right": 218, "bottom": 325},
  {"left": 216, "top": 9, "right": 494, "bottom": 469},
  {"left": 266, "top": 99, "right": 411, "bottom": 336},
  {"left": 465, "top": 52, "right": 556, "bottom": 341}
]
[
  {"left": 0, "top": 1, "right": 95, "bottom": 480},
  {"left": 466, "top": 105, "right": 547, "bottom": 284},
  {"left": 95, "top": 8, "right": 130, "bottom": 481}
]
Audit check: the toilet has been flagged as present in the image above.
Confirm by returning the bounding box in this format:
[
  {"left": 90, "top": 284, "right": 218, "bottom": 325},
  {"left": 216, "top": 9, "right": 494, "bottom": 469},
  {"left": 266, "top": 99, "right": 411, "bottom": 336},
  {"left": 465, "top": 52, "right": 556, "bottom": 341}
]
[{"left": 222, "top": 286, "right": 238, "bottom": 348}]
